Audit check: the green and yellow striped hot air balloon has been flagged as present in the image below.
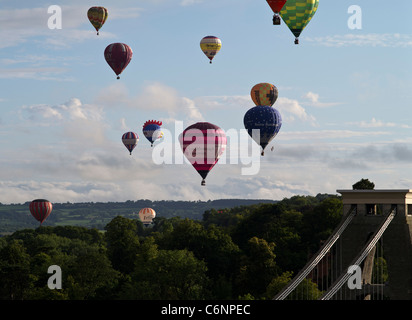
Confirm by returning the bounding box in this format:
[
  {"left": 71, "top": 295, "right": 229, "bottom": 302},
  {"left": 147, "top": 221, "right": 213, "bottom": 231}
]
[
  {"left": 280, "top": 0, "right": 319, "bottom": 44},
  {"left": 87, "top": 6, "right": 108, "bottom": 35}
]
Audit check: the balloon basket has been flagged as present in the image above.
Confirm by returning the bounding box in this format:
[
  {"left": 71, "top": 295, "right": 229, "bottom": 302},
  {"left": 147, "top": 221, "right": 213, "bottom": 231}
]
[{"left": 273, "top": 14, "right": 281, "bottom": 25}]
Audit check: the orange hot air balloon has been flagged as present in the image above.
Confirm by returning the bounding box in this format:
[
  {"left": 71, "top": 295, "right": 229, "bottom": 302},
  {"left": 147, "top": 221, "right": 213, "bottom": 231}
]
[{"left": 251, "top": 83, "right": 279, "bottom": 107}]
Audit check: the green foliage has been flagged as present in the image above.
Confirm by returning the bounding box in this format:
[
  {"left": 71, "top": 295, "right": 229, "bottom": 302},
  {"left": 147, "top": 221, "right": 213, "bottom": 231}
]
[
  {"left": 352, "top": 178, "right": 375, "bottom": 190},
  {"left": 0, "top": 194, "right": 358, "bottom": 300},
  {"left": 104, "top": 216, "right": 140, "bottom": 274}
]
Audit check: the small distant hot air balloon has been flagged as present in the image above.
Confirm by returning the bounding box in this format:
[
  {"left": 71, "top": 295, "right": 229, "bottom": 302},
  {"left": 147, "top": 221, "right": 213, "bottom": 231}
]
[
  {"left": 266, "top": 0, "right": 287, "bottom": 25},
  {"left": 138, "top": 208, "right": 156, "bottom": 226},
  {"left": 243, "top": 105, "right": 282, "bottom": 156},
  {"left": 142, "top": 120, "right": 163, "bottom": 147},
  {"left": 122, "top": 132, "right": 139, "bottom": 155},
  {"left": 29, "top": 199, "right": 52, "bottom": 225},
  {"left": 251, "top": 83, "right": 279, "bottom": 107},
  {"left": 200, "top": 36, "right": 222, "bottom": 64},
  {"left": 87, "top": 6, "right": 108, "bottom": 35},
  {"left": 280, "top": 0, "right": 319, "bottom": 44},
  {"left": 104, "top": 43, "right": 133, "bottom": 79},
  {"left": 179, "top": 122, "right": 227, "bottom": 186}
]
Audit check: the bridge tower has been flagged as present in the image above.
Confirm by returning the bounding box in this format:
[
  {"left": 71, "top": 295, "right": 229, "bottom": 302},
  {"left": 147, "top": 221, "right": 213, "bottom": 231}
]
[
  {"left": 274, "top": 189, "right": 412, "bottom": 300},
  {"left": 336, "top": 189, "right": 412, "bottom": 300}
]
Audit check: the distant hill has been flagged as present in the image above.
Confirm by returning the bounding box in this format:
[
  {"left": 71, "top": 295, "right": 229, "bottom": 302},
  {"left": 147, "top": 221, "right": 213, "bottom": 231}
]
[{"left": 0, "top": 199, "right": 277, "bottom": 235}]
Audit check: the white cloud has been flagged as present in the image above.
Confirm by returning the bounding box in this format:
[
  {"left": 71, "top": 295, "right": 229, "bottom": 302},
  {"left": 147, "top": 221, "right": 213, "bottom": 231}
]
[
  {"left": 278, "top": 129, "right": 389, "bottom": 141},
  {"left": 21, "top": 98, "right": 103, "bottom": 123},
  {"left": 0, "top": 5, "right": 143, "bottom": 49},
  {"left": 302, "top": 91, "right": 342, "bottom": 108},
  {"left": 0, "top": 67, "right": 72, "bottom": 81},
  {"left": 96, "top": 82, "right": 204, "bottom": 123},
  {"left": 192, "top": 95, "right": 316, "bottom": 124},
  {"left": 352, "top": 118, "right": 411, "bottom": 129},
  {"left": 275, "top": 97, "right": 317, "bottom": 124},
  {"left": 305, "top": 33, "right": 412, "bottom": 48},
  {"left": 180, "top": 0, "right": 203, "bottom": 6}
]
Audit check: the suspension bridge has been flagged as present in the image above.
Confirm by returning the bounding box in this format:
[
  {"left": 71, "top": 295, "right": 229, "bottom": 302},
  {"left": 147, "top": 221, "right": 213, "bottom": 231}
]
[{"left": 273, "top": 189, "right": 412, "bottom": 300}]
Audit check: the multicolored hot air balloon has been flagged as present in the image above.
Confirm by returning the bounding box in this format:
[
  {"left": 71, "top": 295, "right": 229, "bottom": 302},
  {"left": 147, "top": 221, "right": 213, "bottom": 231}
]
[
  {"left": 104, "top": 43, "right": 133, "bottom": 79},
  {"left": 244, "top": 105, "right": 282, "bottom": 156},
  {"left": 251, "top": 83, "right": 279, "bottom": 107},
  {"left": 142, "top": 120, "right": 163, "bottom": 147},
  {"left": 138, "top": 207, "right": 156, "bottom": 225},
  {"left": 200, "top": 36, "right": 222, "bottom": 64},
  {"left": 122, "top": 131, "right": 139, "bottom": 155},
  {"left": 29, "top": 199, "right": 52, "bottom": 225},
  {"left": 280, "top": 0, "right": 319, "bottom": 44},
  {"left": 87, "top": 6, "right": 108, "bottom": 35},
  {"left": 266, "top": 0, "right": 287, "bottom": 25},
  {"left": 179, "top": 122, "right": 227, "bottom": 186}
]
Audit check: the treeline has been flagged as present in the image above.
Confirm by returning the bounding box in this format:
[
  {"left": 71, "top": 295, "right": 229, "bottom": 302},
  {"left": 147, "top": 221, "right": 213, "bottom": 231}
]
[
  {"left": 0, "top": 199, "right": 277, "bottom": 234},
  {"left": 0, "top": 194, "right": 343, "bottom": 300}
]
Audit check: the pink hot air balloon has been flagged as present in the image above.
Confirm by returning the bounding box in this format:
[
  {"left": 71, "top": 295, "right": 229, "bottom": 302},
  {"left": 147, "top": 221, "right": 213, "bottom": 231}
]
[
  {"left": 104, "top": 43, "right": 133, "bottom": 79},
  {"left": 179, "top": 122, "right": 226, "bottom": 186}
]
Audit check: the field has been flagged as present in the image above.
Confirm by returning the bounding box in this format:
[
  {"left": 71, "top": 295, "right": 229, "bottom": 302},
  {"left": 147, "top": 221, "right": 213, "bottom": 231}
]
[{"left": 0, "top": 199, "right": 277, "bottom": 235}]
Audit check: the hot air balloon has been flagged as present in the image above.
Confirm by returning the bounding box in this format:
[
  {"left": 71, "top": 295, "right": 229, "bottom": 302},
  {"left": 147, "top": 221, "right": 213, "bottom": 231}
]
[
  {"left": 251, "top": 83, "right": 279, "bottom": 107},
  {"left": 266, "top": 0, "right": 287, "bottom": 25},
  {"left": 179, "top": 122, "right": 226, "bottom": 186},
  {"left": 104, "top": 43, "right": 133, "bottom": 79},
  {"left": 87, "top": 6, "right": 108, "bottom": 35},
  {"left": 122, "top": 132, "right": 139, "bottom": 155},
  {"left": 243, "top": 105, "right": 282, "bottom": 156},
  {"left": 200, "top": 36, "right": 222, "bottom": 64},
  {"left": 138, "top": 208, "right": 156, "bottom": 225},
  {"left": 29, "top": 199, "right": 52, "bottom": 225},
  {"left": 142, "top": 120, "right": 163, "bottom": 147},
  {"left": 280, "top": 0, "right": 319, "bottom": 44}
]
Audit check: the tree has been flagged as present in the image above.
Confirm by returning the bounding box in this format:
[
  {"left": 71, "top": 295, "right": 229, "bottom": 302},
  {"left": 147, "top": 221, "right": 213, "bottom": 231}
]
[
  {"left": 352, "top": 178, "right": 375, "bottom": 190},
  {"left": 156, "top": 218, "right": 241, "bottom": 297},
  {"left": 104, "top": 216, "right": 140, "bottom": 274},
  {"left": 124, "top": 237, "right": 210, "bottom": 299},
  {"left": 0, "top": 240, "right": 33, "bottom": 299},
  {"left": 65, "top": 248, "right": 120, "bottom": 299},
  {"left": 235, "top": 237, "right": 279, "bottom": 298}
]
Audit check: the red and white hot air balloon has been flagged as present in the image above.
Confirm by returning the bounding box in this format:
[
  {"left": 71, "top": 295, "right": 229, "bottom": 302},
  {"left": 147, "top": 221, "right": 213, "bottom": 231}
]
[{"left": 29, "top": 199, "right": 53, "bottom": 225}]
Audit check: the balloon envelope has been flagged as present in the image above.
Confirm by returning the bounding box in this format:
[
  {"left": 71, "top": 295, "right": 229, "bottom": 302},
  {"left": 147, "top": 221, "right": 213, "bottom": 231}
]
[
  {"left": 280, "top": 0, "right": 319, "bottom": 43},
  {"left": 138, "top": 208, "right": 156, "bottom": 225},
  {"left": 122, "top": 131, "right": 139, "bottom": 155},
  {"left": 104, "top": 43, "right": 133, "bottom": 79},
  {"left": 251, "top": 83, "right": 278, "bottom": 107},
  {"left": 179, "top": 122, "right": 226, "bottom": 185},
  {"left": 200, "top": 36, "right": 222, "bottom": 63},
  {"left": 142, "top": 120, "right": 163, "bottom": 147},
  {"left": 243, "top": 105, "right": 282, "bottom": 155},
  {"left": 266, "top": 0, "right": 287, "bottom": 13},
  {"left": 29, "top": 199, "right": 52, "bottom": 225},
  {"left": 87, "top": 6, "right": 108, "bottom": 35}
]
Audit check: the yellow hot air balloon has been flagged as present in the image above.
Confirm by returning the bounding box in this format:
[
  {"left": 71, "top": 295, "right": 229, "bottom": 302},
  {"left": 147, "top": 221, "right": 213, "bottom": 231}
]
[
  {"left": 87, "top": 6, "right": 108, "bottom": 35},
  {"left": 200, "top": 36, "right": 222, "bottom": 64}
]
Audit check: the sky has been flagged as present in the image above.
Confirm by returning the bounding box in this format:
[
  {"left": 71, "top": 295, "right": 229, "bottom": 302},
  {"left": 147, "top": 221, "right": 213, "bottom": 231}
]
[{"left": 0, "top": 0, "right": 411, "bottom": 204}]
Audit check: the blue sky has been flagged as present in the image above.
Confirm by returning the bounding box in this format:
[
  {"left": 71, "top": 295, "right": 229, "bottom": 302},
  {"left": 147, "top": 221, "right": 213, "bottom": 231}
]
[{"left": 0, "top": 0, "right": 411, "bottom": 204}]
